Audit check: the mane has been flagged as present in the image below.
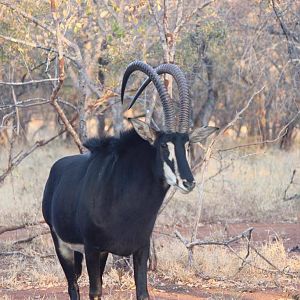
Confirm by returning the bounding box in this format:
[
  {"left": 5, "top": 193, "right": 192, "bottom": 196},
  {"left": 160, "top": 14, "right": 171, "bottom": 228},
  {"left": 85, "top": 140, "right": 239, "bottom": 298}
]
[{"left": 83, "top": 129, "right": 150, "bottom": 154}]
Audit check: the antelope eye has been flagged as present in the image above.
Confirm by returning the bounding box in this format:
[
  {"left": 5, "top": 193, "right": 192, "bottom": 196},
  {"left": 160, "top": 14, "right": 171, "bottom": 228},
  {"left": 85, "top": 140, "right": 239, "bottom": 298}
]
[{"left": 161, "top": 143, "right": 167, "bottom": 148}]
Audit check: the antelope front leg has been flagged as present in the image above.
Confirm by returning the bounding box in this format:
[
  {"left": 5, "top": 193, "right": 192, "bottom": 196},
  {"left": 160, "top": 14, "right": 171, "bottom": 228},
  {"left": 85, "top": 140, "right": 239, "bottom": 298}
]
[
  {"left": 85, "top": 247, "right": 102, "bottom": 300},
  {"left": 133, "top": 242, "right": 150, "bottom": 300}
]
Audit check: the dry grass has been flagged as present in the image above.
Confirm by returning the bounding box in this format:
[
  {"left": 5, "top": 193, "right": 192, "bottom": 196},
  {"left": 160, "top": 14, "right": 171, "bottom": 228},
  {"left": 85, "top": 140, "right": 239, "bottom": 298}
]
[
  {"left": 1, "top": 138, "right": 299, "bottom": 226},
  {"left": 0, "top": 138, "right": 300, "bottom": 298},
  {"left": 0, "top": 140, "right": 74, "bottom": 225},
  {"left": 159, "top": 143, "right": 300, "bottom": 226},
  {"left": 156, "top": 237, "right": 300, "bottom": 292}
]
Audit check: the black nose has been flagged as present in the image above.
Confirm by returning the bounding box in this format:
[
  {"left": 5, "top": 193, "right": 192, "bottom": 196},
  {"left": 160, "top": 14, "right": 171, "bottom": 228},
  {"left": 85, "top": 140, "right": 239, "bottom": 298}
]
[{"left": 183, "top": 180, "right": 196, "bottom": 191}]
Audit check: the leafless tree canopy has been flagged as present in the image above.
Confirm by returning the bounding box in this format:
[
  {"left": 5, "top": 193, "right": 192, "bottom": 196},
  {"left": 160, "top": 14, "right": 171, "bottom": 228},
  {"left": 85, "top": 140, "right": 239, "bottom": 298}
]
[{"left": 0, "top": 0, "right": 299, "bottom": 182}]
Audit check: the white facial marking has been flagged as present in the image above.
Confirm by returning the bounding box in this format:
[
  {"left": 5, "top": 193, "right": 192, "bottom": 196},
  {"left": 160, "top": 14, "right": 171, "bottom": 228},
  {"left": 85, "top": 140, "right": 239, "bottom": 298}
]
[
  {"left": 166, "top": 142, "right": 175, "bottom": 161},
  {"left": 163, "top": 162, "right": 177, "bottom": 185},
  {"left": 164, "top": 142, "right": 177, "bottom": 185},
  {"left": 185, "top": 142, "right": 191, "bottom": 164},
  {"left": 164, "top": 142, "right": 187, "bottom": 192}
]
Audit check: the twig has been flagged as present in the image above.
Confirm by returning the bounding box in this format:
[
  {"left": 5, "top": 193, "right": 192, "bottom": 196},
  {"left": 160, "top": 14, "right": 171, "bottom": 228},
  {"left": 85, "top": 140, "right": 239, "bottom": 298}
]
[
  {"left": 0, "top": 78, "right": 59, "bottom": 86},
  {"left": 10, "top": 86, "right": 20, "bottom": 135},
  {"left": 173, "top": 0, "right": 214, "bottom": 36},
  {"left": 49, "top": 0, "right": 84, "bottom": 153},
  {"left": 0, "top": 221, "right": 45, "bottom": 235},
  {"left": 148, "top": 0, "right": 167, "bottom": 52},
  {"left": 160, "top": 88, "right": 266, "bottom": 249},
  {"left": 205, "top": 161, "right": 233, "bottom": 182},
  {"left": 283, "top": 169, "right": 300, "bottom": 201},
  {"left": 271, "top": 0, "right": 298, "bottom": 44},
  {"left": 175, "top": 226, "right": 297, "bottom": 278},
  {"left": 175, "top": 227, "right": 254, "bottom": 249},
  {"left": 158, "top": 187, "right": 177, "bottom": 214},
  {"left": 184, "top": 89, "right": 263, "bottom": 265},
  {"left": 219, "top": 111, "right": 300, "bottom": 152},
  {"left": 0, "top": 34, "right": 58, "bottom": 56},
  {"left": 0, "top": 251, "right": 34, "bottom": 258},
  {"left": 0, "top": 1, "right": 77, "bottom": 56},
  {"left": 0, "top": 129, "right": 66, "bottom": 184},
  {"left": 220, "top": 86, "right": 265, "bottom": 137},
  {"left": 1, "top": 111, "right": 15, "bottom": 127},
  {"left": 0, "top": 98, "right": 77, "bottom": 111},
  {"left": 227, "top": 244, "right": 296, "bottom": 278},
  {"left": 13, "top": 230, "right": 50, "bottom": 245},
  {"left": 191, "top": 87, "right": 265, "bottom": 173},
  {"left": 249, "top": 244, "right": 282, "bottom": 273}
]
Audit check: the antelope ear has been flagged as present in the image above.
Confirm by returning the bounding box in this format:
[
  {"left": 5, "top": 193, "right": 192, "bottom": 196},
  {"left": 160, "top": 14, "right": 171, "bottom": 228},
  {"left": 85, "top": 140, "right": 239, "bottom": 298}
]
[
  {"left": 129, "top": 118, "right": 157, "bottom": 145},
  {"left": 189, "top": 126, "right": 219, "bottom": 143}
]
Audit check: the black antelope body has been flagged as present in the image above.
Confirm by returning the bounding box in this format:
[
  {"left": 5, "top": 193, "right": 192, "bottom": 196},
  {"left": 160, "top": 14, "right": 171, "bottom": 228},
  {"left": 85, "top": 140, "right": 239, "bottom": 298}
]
[{"left": 42, "top": 61, "right": 218, "bottom": 300}]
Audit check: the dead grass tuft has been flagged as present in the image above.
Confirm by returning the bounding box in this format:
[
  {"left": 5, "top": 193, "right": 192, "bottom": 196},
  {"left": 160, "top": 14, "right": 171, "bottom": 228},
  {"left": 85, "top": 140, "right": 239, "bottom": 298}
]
[{"left": 155, "top": 236, "right": 300, "bottom": 292}]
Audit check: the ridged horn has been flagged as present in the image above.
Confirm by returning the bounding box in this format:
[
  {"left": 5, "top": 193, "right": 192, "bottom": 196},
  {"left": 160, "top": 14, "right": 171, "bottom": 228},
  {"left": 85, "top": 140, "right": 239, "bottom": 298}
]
[
  {"left": 121, "top": 61, "right": 175, "bottom": 132},
  {"left": 129, "top": 64, "right": 190, "bottom": 133}
]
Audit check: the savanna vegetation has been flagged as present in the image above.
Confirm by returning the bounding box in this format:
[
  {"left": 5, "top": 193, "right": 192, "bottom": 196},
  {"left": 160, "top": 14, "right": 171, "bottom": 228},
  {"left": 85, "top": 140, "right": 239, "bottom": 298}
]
[{"left": 0, "top": 0, "right": 299, "bottom": 299}]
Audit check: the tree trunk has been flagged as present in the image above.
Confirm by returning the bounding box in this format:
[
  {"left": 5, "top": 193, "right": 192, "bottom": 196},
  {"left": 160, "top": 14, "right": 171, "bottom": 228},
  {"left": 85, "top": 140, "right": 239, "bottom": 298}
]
[
  {"left": 112, "top": 100, "right": 123, "bottom": 137},
  {"left": 194, "top": 56, "right": 218, "bottom": 127},
  {"left": 97, "top": 114, "right": 105, "bottom": 138}
]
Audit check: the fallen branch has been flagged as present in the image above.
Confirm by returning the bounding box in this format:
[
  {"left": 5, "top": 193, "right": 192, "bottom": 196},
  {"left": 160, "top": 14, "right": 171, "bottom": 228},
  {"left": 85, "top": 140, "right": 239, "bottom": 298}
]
[
  {"left": 249, "top": 244, "right": 282, "bottom": 273},
  {"left": 228, "top": 244, "right": 297, "bottom": 278},
  {"left": 13, "top": 230, "right": 50, "bottom": 245},
  {"left": 176, "top": 227, "right": 297, "bottom": 278},
  {"left": 0, "top": 251, "right": 34, "bottom": 258},
  {"left": 175, "top": 227, "right": 253, "bottom": 249},
  {"left": 0, "top": 221, "right": 45, "bottom": 235}
]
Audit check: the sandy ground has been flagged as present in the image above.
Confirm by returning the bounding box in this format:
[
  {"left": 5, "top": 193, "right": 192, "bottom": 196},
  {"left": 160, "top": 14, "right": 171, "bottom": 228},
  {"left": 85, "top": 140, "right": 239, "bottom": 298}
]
[{"left": 0, "top": 285, "right": 295, "bottom": 299}]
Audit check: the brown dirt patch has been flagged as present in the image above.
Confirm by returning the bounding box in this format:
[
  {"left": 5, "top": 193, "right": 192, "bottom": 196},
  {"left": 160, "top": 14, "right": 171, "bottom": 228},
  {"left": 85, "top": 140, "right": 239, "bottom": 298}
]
[{"left": 0, "top": 286, "right": 296, "bottom": 300}]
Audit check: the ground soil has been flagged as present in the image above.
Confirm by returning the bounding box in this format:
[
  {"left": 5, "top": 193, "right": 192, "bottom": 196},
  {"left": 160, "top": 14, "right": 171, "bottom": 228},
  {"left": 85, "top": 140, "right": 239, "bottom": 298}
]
[
  {"left": 0, "top": 222, "right": 299, "bottom": 299},
  {"left": 0, "top": 285, "right": 296, "bottom": 299}
]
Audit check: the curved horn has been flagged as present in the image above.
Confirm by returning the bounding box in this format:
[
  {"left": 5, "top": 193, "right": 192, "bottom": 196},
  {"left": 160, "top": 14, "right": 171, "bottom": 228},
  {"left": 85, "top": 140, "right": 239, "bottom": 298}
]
[
  {"left": 129, "top": 64, "right": 190, "bottom": 133},
  {"left": 121, "top": 61, "right": 175, "bottom": 132}
]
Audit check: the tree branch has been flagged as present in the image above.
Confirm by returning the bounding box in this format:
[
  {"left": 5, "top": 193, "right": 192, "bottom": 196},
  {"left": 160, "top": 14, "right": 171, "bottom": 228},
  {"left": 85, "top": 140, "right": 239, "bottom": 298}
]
[
  {"left": 0, "top": 78, "right": 59, "bottom": 86},
  {"left": 0, "top": 98, "right": 77, "bottom": 111},
  {"left": 174, "top": 0, "right": 214, "bottom": 37},
  {"left": 13, "top": 230, "right": 50, "bottom": 245},
  {"left": 283, "top": 169, "right": 300, "bottom": 201},
  {"left": 0, "top": 129, "right": 66, "bottom": 184},
  {"left": 218, "top": 110, "right": 300, "bottom": 152},
  {"left": 49, "top": 0, "right": 84, "bottom": 153},
  {"left": 0, "top": 220, "right": 45, "bottom": 235},
  {"left": 148, "top": 0, "right": 168, "bottom": 55},
  {"left": 175, "top": 227, "right": 253, "bottom": 249}
]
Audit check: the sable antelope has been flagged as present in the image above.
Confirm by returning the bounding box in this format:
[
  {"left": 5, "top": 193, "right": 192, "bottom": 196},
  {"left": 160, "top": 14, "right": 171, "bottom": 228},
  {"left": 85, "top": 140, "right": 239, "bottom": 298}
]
[{"left": 42, "top": 61, "right": 218, "bottom": 300}]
